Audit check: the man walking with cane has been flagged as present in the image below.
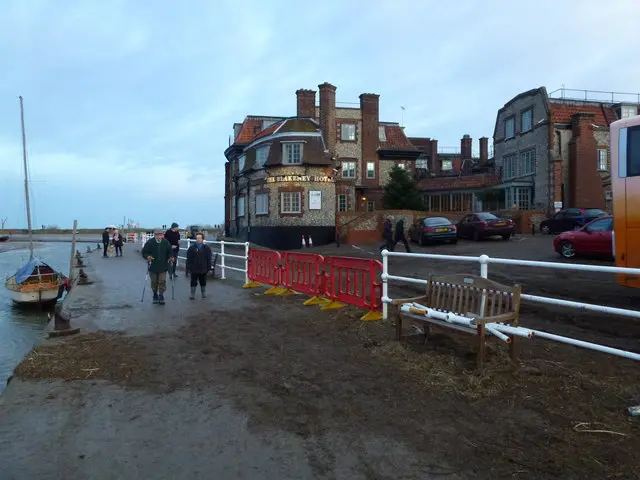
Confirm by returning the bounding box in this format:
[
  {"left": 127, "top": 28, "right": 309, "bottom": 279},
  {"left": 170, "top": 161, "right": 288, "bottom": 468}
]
[
  {"left": 141, "top": 228, "right": 174, "bottom": 305},
  {"left": 164, "top": 222, "right": 181, "bottom": 279}
]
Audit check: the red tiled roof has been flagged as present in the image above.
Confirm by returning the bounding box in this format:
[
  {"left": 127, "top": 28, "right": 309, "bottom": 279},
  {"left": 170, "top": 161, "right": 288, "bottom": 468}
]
[
  {"left": 379, "top": 125, "right": 418, "bottom": 151},
  {"left": 248, "top": 121, "right": 284, "bottom": 143},
  {"left": 548, "top": 100, "right": 616, "bottom": 126},
  {"left": 234, "top": 118, "right": 263, "bottom": 144}
]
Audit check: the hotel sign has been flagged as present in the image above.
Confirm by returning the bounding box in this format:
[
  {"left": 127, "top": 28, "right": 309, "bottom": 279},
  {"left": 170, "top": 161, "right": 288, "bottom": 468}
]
[{"left": 265, "top": 175, "right": 334, "bottom": 184}]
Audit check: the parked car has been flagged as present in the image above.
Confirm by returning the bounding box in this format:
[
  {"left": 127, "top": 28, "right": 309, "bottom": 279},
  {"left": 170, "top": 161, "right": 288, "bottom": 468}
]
[
  {"left": 456, "top": 212, "right": 515, "bottom": 241},
  {"left": 409, "top": 217, "right": 457, "bottom": 245},
  {"left": 539, "top": 208, "right": 606, "bottom": 234},
  {"left": 553, "top": 215, "right": 613, "bottom": 259}
]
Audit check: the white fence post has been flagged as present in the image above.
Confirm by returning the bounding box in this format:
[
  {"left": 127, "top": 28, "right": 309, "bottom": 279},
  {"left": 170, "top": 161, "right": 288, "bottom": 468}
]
[
  {"left": 382, "top": 249, "right": 389, "bottom": 323},
  {"left": 479, "top": 254, "right": 489, "bottom": 316},
  {"left": 244, "top": 242, "right": 250, "bottom": 285},
  {"left": 220, "top": 241, "right": 226, "bottom": 279}
]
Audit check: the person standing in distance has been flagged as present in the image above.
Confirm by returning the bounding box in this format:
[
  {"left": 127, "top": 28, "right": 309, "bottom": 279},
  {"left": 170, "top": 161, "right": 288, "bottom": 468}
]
[
  {"left": 185, "top": 232, "right": 212, "bottom": 299},
  {"left": 164, "top": 222, "right": 181, "bottom": 279},
  {"left": 102, "top": 227, "right": 110, "bottom": 257},
  {"left": 141, "top": 228, "right": 174, "bottom": 305}
]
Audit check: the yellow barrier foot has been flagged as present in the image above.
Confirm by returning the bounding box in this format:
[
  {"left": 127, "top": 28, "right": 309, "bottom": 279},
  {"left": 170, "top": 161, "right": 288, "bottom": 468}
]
[
  {"left": 360, "top": 311, "right": 383, "bottom": 321},
  {"left": 320, "top": 301, "right": 345, "bottom": 311},
  {"left": 276, "top": 289, "right": 295, "bottom": 296},
  {"left": 243, "top": 281, "right": 262, "bottom": 289},
  {"left": 303, "top": 296, "right": 330, "bottom": 306},
  {"left": 264, "top": 286, "right": 285, "bottom": 295}
]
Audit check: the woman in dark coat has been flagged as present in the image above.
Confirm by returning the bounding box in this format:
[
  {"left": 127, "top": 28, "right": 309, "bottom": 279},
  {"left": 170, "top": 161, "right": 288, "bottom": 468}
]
[
  {"left": 186, "top": 232, "right": 213, "bottom": 299},
  {"left": 112, "top": 229, "right": 124, "bottom": 257}
]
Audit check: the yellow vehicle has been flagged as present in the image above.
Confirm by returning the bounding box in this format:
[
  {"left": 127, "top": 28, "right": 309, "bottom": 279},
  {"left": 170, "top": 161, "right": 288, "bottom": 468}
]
[{"left": 610, "top": 114, "right": 640, "bottom": 288}]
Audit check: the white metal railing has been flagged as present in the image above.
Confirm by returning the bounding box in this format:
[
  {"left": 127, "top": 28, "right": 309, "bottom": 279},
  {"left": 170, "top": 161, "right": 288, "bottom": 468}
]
[
  {"left": 380, "top": 251, "right": 640, "bottom": 361},
  {"left": 177, "top": 239, "right": 249, "bottom": 283}
]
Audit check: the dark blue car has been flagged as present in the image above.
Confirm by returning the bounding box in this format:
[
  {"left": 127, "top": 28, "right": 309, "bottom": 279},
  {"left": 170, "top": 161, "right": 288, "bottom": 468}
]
[{"left": 539, "top": 208, "right": 607, "bottom": 234}]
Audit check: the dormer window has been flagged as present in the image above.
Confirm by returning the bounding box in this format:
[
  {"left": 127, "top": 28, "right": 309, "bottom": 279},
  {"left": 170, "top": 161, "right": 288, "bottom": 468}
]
[
  {"left": 238, "top": 155, "right": 246, "bottom": 171},
  {"left": 378, "top": 126, "right": 387, "bottom": 141},
  {"left": 282, "top": 142, "right": 303, "bottom": 164},
  {"left": 621, "top": 105, "right": 638, "bottom": 119},
  {"left": 256, "top": 145, "right": 270, "bottom": 167}
]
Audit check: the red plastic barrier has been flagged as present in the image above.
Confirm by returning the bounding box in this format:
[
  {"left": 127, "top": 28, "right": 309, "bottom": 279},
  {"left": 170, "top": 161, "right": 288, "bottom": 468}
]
[
  {"left": 247, "top": 249, "right": 282, "bottom": 286},
  {"left": 322, "top": 256, "right": 383, "bottom": 311},
  {"left": 281, "top": 252, "right": 325, "bottom": 296}
]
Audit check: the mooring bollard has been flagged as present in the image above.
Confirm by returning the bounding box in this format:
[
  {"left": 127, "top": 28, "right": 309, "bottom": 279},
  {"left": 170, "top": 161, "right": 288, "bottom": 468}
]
[
  {"left": 48, "top": 302, "right": 80, "bottom": 338},
  {"left": 77, "top": 268, "right": 92, "bottom": 285}
]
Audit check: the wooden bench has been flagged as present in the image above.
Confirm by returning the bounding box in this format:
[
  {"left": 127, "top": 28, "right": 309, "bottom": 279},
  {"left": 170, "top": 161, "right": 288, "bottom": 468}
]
[{"left": 391, "top": 274, "right": 522, "bottom": 368}]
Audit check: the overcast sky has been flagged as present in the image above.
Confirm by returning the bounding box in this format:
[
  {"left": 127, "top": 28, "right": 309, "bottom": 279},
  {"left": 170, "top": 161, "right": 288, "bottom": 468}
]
[{"left": 0, "top": 0, "right": 638, "bottom": 229}]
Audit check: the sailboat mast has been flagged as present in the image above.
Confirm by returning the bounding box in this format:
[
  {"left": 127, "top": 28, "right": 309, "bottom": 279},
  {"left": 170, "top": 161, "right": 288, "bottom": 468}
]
[{"left": 19, "top": 96, "right": 34, "bottom": 260}]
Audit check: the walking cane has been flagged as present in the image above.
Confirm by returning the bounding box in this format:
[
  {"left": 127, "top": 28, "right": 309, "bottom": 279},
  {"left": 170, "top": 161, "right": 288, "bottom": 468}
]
[{"left": 140, "top": 262, "right": 151, "bottom": 302}]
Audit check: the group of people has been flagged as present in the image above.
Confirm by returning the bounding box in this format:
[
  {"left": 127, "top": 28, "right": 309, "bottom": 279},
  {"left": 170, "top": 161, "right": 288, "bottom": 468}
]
[
  {"left": 141, "top": 223, "right": 213, "bottom": 305},
  {"left": 380, "top": 216, "right": 411, "bottom": 253},
  {"left": 102, "top": 227, "right": 124, "bottom": 257}
]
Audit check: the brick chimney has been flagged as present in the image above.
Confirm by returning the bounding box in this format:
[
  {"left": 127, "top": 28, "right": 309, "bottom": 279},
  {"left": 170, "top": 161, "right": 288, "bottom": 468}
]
[
  {"left": 461, "top": 134, "right": 472, "bottom": 159},
  {"left": 360, "top": 92, "right": 380, "bottom": 186},
  {"left": 296, "top": 89, "right": 316, "bottom": 119},
  {"left": 569, "top": 112, "right": 604, "bottom": 209},
  {"left": 318, "top": 82, "right": 337, "bottom": 155},
  {"left": 430, "top": 139, "right": 440, "bottom": 175},
  {"left": 479, "top": 137, "right": 489, "bottom": 165}
]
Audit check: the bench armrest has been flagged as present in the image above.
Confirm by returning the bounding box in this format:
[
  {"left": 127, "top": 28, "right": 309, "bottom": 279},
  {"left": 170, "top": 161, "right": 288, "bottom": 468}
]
[{"left": 390, "top": 295, "right": 428, "bottom": 306}]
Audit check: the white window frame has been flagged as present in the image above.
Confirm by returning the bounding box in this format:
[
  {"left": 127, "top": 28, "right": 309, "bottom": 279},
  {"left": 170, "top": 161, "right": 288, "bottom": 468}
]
[
  {"left": 366, "top": 161, "right": 376, "bottom": 178},
  {"left": 282, "top": 142, "right": 303, "bottom": 164},
  {"left": 521, "top": 108, "right": 533, "bottom": 133},
  {"left": 238, "top": 155, "right": 246, "bottom": 171},
  {"left": 598, "top": 148, "right": 608, "bottom": 171},
  {"left": 505, "top": 117, "right": 515, "bottom": 139},
  {"left": 621, "top": 105, "right": 637, "bottom": 119},
  {"left": 341, "top": 124, "right": 356, "bottom": 141},
  {"left": 237, "top": 196, "right": 246, "bottom": 217},
  {"left": 255, "top": 193, "right": 268, "bottom": 215},
  {"left": 378, "top": 126, "right": 386, "bottom": 141},
  {"left": 519, "top": 149, "right": 535, "bottom": 176},
  {"left": 280, "top": 191, "right": 302, "bottom": 214},
  {"left": 338, "top": 194, "right": 347, "bottom": 212},
  {"left": 256, "top": 145, "right": 270, "bottom": 167},
  {"left": 503, "top": 153, "right": 517, "bottom": 179},
  {"left": 416, "top": 157, "right": 428, "bottom": 169},
  {"left": 441, "top": 159, "right": 453, "bottom": 171},
  {"left": 342, "top": 161, "right": 356, "bottom": 179}
]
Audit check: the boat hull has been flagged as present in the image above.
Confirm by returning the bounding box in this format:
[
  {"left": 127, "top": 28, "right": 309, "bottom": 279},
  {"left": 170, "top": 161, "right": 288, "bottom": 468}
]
[{"left": 8, "top": 287, "right": 61, "bottom": 304}]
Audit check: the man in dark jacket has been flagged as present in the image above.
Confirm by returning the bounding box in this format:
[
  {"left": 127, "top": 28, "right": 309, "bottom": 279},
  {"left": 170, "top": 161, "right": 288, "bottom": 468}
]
[
  {"left": 185, "top": 232, "right": 213, "bottom": 299},
  {"left": 141, "top": 228, "right": 174, "bottom": 305},
  {"left": 102, "top": 228, "right": 110, "bottom": 257},
  {"left": 379, "top": 217, "right": 394, "bottom": 252},
  {"left": 164, "top": 222, "right": 181, "bottom": 279},
  {"left": 393, "top": 218, "right": 411, "bottom": 253}
]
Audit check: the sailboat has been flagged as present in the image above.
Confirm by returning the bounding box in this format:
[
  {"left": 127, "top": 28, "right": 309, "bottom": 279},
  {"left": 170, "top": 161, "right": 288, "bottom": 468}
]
[{"left": 4, "top": 96, "right": 67, "bottom": 305}]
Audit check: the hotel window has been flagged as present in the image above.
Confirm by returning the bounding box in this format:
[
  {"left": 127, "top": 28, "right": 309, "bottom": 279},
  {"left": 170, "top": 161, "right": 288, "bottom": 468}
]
[
  {"left": 503, "top": 153, "right": 517, "bottom": 179},
  {"left": 282, "top": 143, "right": 303, "bottom": 164},
  {"left": 238, "top": 155, "right": 245, "bottom": 171},
  {"left": 366, "top": 162, "right": 376, "bottom": 178},
  {"left": 256, "top": 146, "right": 270, "bottom": 167},
  {"left": 342, "top": 161, "right": 356, "bottom": 178},
  {"left": 341, "top": 124, "right": 356, "bottom": 141},
  {"left": 255, "top": 193, "right": 268, "bottom": 215},
  {"left": 366, "top": 200, "right": 375, "bottom": 212},
  {"left": 621, "top": 105, "right": 637, "bottom": 119},
  {"left": 521, "top": 108, "right": 533, "bottom": 133},
  {"left": 237, "top": 196, "right": 245, "bottom": 217},
  {"left": 519, "top": 149, "right": 536, "bottom": 176},
  {"left": 338, "top": 194, "right": 347, "bottom": 212},
  {"left": 280, "top": 191, "right": 301, "bottom": 214},
  {"left": 416, "top": 157, "right": 428, "bottom": 169},
  {"left": 505, "top": 116, "right": 515, "bottom": 139},
  {"left": 378, "top": 126, "right": 386, "bottom": 141},
  {"left": 441, "top": 159, "right": 453, "bottom": 171},
  {"left": 598, "top": 149, "right": 608, "bottom": 171}
]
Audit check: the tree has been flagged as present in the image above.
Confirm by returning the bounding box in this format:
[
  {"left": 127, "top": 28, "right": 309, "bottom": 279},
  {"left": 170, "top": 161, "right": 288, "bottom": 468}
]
[{"left": 382, "top": 165, "right": 425, "bottom": 210}]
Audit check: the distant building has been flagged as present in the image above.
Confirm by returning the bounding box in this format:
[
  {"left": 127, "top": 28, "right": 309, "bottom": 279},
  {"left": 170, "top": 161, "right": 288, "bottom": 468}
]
[
  {"left": 493, "top": 87, "right": 640, "bottom": 212},
  {"left": 408, "top": 134, "right": 501, "bottom": 213},
  {"left": 224, "top": 82, "right": 420, "bottom": 250}
]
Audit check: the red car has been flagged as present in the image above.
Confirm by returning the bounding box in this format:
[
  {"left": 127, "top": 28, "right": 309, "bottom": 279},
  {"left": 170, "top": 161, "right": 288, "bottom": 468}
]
[{"left": 553, "top": 215, "right": 613, "bottom": 259}]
